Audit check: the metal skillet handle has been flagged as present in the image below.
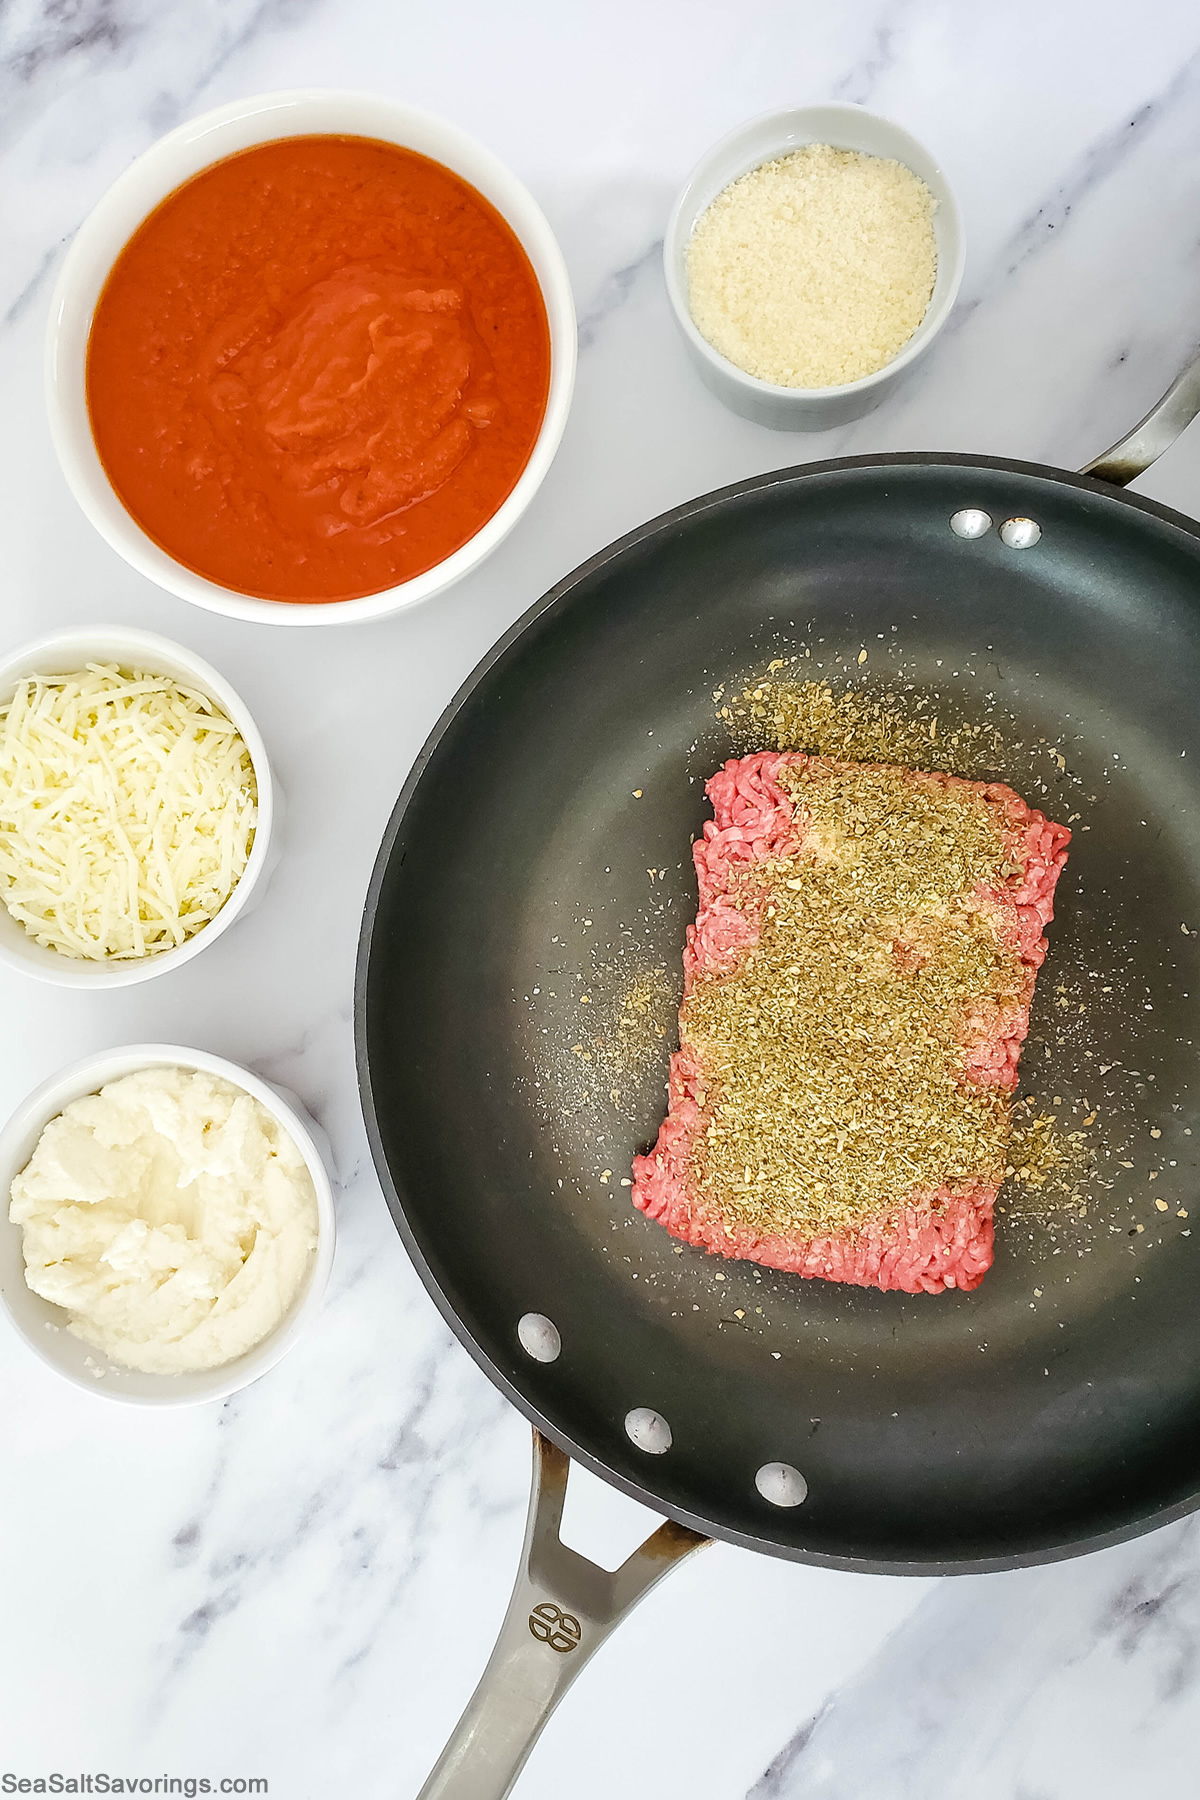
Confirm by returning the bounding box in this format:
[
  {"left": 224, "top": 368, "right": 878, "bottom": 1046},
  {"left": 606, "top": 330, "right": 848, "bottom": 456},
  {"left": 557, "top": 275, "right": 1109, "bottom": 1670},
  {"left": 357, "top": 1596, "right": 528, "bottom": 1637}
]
[
  {"left": 1083, "top": 347, "right": 1200, "bottom": 485},
  {"left": 418, "top": 1431, "right": 710, "bottom": 1800}
]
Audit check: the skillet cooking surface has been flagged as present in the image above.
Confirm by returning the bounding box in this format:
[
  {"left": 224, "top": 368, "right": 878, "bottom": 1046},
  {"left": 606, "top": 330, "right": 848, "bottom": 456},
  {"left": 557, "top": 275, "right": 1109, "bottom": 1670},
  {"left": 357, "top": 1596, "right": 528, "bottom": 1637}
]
[{"left": 358, "top": 455, "right": 1200, "bottom": 1572}]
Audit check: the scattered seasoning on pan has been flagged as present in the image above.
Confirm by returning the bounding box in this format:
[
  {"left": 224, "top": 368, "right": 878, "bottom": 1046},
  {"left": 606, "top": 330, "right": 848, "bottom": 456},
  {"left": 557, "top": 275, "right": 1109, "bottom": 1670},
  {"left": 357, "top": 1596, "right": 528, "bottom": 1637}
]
[
  {"left": 1005, "top": 1109, "right": 1089, "bottom": 1191},
  {"left": 532, "top": 953, "right": 678, "bottom": 1136},
  {"left": 720, "top": 672, "right": 1006, "bottom": 772},
  {"left": 601, "top": 970, "right": 674, "bottom": 1074},
  {"left": 683, "top": 760, "right": 1020, "bottom": 1238},
  {"left": 997, "top": 1107, "right": 1098, "bottom": 1228}
]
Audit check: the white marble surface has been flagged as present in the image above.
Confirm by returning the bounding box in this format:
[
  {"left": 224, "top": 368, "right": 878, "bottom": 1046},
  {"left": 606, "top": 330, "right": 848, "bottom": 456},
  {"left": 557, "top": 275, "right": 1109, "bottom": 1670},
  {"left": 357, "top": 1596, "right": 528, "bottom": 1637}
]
[{"left": 4, "top": 2, "right": 1200, "bottom": 1795}]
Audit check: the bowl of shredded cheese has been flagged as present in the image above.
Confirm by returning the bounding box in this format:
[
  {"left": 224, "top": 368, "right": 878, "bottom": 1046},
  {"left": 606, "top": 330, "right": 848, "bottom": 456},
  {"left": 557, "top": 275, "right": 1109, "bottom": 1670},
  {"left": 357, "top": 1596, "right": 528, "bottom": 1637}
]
[
  {"left": 664, "top": 103, "right": 965, "bottom": 430},
  {"left": 0, "top": 627, "right": 276, "bottom": 985}
]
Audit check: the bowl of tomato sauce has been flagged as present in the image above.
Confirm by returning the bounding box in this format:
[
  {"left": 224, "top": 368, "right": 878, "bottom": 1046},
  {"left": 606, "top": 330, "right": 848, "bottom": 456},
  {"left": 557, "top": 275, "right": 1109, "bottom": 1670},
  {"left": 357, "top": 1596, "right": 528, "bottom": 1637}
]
[{"left": 46, "top": 91, "right": 576, "bottom": 625}]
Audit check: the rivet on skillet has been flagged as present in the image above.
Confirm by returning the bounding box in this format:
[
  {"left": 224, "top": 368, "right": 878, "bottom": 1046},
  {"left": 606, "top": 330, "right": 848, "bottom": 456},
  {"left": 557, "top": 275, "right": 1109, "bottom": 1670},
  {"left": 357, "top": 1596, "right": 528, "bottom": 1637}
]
[
  {"left": 625, "top": 1407, "right": 672, "bottom": 1454},
  {"left": 755, "top": 1463, "right": 809, "bottom": 1507},
  {"left": 517, "top": 1313, "right": 561, "bottom": 1363},
  {"left": 949, "top": 508, "right": 992, "bottom": 539},
  {"left": 999, "top": 516, "right": 1042, "bottom": 549}
]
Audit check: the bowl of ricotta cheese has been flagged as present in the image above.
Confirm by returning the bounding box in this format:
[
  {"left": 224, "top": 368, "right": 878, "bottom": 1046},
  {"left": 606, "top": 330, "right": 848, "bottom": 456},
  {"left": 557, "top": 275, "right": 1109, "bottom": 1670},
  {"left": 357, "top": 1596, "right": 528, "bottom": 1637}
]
[{"left": 0, "top": 1044, "right": 335, "bottom": 1404}]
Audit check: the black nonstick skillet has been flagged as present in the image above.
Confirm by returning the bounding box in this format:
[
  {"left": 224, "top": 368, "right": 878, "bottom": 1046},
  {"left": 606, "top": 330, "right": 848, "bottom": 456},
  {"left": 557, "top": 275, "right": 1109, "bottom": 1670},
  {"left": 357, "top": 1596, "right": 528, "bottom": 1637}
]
[{"left": 358, "top": 357, "right": 1200, "bottom": 1797}]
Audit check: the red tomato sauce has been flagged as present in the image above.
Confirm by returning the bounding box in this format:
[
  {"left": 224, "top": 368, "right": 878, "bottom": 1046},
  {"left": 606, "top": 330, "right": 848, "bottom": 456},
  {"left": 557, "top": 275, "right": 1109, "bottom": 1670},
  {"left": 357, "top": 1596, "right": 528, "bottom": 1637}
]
[{"left": 86, "top": 137, "right": 552, "bottom": 602}]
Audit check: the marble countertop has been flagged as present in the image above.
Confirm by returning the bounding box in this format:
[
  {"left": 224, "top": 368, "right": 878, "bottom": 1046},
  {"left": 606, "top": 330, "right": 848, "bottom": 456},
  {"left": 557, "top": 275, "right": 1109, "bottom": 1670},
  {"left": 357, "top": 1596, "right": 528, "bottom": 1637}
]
[{"left": 5, "top": 2, "right": 1200, "bottom": 1796}]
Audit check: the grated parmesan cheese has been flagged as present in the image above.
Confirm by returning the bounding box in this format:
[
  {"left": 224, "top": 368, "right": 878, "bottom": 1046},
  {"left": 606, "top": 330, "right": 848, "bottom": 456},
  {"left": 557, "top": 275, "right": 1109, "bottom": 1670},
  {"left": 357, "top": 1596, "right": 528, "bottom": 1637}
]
[
  {"left": 686, "top": 143, "right": 938, "bottom": 389},
  {"left": 0, "top": 664, "right": 257, "bottom": 960}
]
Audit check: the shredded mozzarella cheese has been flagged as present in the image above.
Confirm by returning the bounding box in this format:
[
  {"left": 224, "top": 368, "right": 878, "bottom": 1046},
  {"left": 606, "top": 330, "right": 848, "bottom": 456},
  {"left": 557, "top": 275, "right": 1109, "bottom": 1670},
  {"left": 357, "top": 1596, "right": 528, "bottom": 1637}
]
[{"left": 0, "top": 664, "right": 257, "bottom": 960}]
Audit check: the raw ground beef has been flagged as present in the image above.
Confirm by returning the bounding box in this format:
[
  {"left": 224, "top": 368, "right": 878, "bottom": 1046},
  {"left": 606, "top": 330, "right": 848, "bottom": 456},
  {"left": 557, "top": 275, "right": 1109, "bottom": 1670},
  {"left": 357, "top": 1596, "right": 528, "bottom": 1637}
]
[{"left": 631, "top": 751, "right": 1071, "bottom": 1294}]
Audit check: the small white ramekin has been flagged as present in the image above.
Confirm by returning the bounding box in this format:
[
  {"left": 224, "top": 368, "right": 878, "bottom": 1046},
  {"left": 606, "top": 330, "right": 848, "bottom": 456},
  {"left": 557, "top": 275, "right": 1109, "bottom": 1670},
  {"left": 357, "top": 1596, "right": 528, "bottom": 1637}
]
[
  {"left": 664, "top": 103, "right": 965, "bottom": 431},
  {"left": 46, "top": 88, "right": 577, "bottom": 626},
  {"left": 0, "top": 626, "right": 277, "bottom": 987},
  {"left": 0, "top": 1044, "right": 336, "bottom": 1406}
]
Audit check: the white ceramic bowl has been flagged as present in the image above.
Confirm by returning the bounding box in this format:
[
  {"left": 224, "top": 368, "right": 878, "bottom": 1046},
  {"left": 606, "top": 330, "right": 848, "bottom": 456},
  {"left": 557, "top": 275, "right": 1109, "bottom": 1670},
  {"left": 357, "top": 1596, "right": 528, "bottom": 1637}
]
[
  {"left": 0, "top": 1044, "right": 336, "bottom": 1405},
  {"left": 664, "top": 103, "right": 965, "bottom": 431},
  {"left": 0, "top": 626, "right": 277, "bottom": 987},
  {"left": 46, "top": 88, "right": 577, "bottom": 626}
]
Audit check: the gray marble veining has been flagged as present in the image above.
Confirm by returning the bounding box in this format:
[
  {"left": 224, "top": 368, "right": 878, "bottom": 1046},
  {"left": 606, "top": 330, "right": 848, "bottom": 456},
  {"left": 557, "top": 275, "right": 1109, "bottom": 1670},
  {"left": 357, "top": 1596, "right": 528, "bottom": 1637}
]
[{"left": 752, "top": 1517, "right": 1200, "bottom": 1800}]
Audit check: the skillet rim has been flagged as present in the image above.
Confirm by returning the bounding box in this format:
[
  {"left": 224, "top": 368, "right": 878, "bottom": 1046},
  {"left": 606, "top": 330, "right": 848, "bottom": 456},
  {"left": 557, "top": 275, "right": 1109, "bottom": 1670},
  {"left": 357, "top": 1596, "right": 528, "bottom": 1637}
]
[{"left": 355, "top": 449, "right": 1200, "bottom": 1575}]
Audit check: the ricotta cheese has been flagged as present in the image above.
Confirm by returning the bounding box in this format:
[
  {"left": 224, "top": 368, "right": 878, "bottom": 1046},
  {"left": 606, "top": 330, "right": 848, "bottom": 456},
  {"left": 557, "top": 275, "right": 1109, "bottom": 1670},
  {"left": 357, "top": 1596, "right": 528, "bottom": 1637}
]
[{"left": 9, "top": 1067, "right": 319, "bottom": 1374}]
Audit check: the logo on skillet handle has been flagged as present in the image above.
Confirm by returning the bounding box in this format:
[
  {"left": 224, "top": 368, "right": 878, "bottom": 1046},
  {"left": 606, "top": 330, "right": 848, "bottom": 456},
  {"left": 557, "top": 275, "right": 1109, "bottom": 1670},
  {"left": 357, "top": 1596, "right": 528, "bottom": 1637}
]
[{"left": 528, "top": 1601, "right": 582, "bottom": 1653}]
